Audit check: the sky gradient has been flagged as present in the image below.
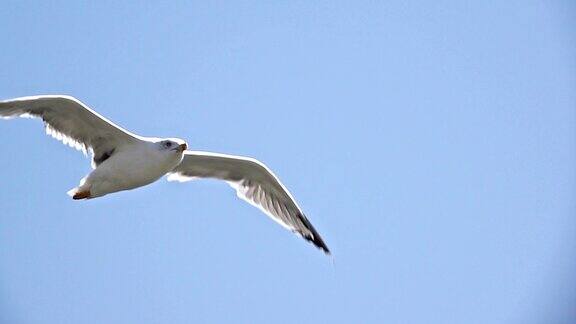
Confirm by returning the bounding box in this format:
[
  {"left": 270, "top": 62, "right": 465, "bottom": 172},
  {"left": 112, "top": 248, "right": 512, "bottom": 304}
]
[{"left": 0, "top": 1, "right": 575, "bottom": 323}]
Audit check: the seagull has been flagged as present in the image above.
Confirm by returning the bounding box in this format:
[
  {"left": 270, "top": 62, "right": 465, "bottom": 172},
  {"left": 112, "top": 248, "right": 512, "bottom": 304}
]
[{"left": 0, "top": 95, "right": 329, "bottom": 254}]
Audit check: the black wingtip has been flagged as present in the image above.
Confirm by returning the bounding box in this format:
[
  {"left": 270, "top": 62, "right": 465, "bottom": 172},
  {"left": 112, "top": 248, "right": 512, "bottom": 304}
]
[
  {"left": 311, "top": 235, "right": 331, "bottom": 255},
  {"left": 298, "top": 213, "right": 331, "bottom": 255}
]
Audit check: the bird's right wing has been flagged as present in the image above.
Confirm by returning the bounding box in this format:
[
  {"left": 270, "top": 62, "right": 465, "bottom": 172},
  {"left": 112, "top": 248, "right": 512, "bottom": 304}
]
[
  {"left": 168, "top": 151, "right": 330, "bottom": 254},
  {"left": 0, "top": 95, "right": 143, "bottom": 167}
]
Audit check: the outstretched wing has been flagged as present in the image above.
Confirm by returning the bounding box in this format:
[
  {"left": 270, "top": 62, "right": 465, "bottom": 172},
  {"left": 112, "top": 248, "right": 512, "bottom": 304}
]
[
  {"left": 0, "top": 95, "right": 142, "bottom": 167},
  {"left": 168, "top": 151, "right": 330, "bottom": 254}
]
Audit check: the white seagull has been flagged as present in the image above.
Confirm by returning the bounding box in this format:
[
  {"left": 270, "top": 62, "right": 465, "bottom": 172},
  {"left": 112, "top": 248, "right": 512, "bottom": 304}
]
[{"left": 0, "top": 95, "right": 329, "bottom": 254}]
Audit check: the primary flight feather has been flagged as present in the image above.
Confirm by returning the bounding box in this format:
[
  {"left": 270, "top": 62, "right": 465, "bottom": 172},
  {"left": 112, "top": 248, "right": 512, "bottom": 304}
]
[{"left": 0, "top": 95, "right": 330, "bottom": 254}]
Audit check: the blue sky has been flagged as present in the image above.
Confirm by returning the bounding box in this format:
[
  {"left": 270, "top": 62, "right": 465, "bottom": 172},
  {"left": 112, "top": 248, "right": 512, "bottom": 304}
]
[{"left": 0, "top": 1, "right": 574, "bottom": 323}]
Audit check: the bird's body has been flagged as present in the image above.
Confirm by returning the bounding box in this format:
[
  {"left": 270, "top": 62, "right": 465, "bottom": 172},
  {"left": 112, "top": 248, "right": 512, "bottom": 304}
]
[
  {"left": 0, "top": 95, "right": 330, "bottom": 254},
  {"left": 70, "top": 139, "right": 186, "bottom": 199}
]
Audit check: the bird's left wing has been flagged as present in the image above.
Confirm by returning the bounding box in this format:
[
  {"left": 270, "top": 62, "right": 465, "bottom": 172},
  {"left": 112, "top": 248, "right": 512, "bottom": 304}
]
[
  {"left": 0, "top": 95, "right": 143, "bottom": 168},
  {"left": 168, "top": 151, "right": 330, "bottom": 254}
]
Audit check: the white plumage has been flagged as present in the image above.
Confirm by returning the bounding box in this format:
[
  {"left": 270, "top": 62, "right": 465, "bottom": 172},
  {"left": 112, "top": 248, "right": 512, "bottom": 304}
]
[{"left": 0, "top": 95, "right": 329, "bottom": 254}]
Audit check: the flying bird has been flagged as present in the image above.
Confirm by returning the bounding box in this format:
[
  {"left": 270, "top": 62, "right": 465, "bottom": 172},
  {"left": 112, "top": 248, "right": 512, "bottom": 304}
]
[{"left": 0, "top": 95, "right": 329, "bottom": 254}]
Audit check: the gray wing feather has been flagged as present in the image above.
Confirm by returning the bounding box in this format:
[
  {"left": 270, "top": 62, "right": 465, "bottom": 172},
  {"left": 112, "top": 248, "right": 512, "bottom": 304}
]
[
  {"left": 169, "top": 151, "right": 330, "bottom": 254},
  {"left": 0, "top": 95, "right": 142, "bottom": 167}
]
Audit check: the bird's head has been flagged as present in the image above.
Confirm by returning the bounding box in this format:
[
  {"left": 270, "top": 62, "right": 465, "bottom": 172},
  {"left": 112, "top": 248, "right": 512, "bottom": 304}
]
[{"left": 156, "top": 138, "right": 188, "bottom": 153}]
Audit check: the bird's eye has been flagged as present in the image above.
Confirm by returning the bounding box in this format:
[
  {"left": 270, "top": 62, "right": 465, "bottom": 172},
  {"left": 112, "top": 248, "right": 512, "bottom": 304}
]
[{"left": 164, "top": 142, "right": 172, "bottom": 148}]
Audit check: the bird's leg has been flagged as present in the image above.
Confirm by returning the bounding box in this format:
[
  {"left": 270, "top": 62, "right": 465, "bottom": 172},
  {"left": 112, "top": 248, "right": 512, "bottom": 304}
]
[{"left": 72, "top": 190, "right": 91, "bottom": 200}]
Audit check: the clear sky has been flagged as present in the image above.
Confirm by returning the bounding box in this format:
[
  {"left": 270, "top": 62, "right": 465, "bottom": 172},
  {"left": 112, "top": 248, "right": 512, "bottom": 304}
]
[{"left": 0, "top": 1, "right": 574, "bottom": 324}]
